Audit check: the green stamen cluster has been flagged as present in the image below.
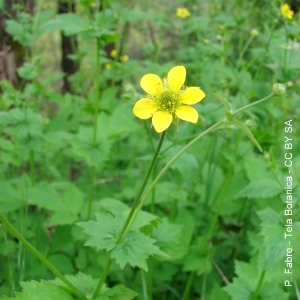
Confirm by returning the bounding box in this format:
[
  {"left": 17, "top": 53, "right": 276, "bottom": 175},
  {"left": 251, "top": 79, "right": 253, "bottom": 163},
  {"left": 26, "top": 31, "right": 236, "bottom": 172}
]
[{"left": 155, "top": 88, "right": 181, "bottom": 114}]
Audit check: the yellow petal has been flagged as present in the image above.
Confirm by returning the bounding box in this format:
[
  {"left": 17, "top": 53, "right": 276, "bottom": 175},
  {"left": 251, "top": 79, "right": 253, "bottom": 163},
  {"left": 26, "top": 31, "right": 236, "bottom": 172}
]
[
  {"left": 167, "top": 66, "right": 186, "bottom": 90},
  {"left": 181, "top": 87, "right": 206, "bottom": 105},
  {"left": 175, "top": 105, "right": 198, "bottom": 123},
  {"left": 152, "top": 111, "right": 173, "bottom": 133},
  {"left": 133, "top": 98, "right": 158, "bottom": 119},
  {"left": 140, "top": 74, "right": 163, "bottom": 96}
]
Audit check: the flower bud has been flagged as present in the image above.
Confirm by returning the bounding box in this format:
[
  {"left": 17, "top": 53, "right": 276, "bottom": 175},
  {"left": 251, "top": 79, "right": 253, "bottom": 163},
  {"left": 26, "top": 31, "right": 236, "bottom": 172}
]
[{"left": 273, "top": 83, "right": 286, "bottom": 96}]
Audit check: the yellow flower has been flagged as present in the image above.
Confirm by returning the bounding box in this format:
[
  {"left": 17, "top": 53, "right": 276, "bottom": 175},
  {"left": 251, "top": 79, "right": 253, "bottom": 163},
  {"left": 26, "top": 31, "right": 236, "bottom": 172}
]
[
  {"left": 133, "top": 66, "right": 205, "bottom": 133},
  {"left": 105, "top": 63, "right": 112, "bottom": 69},
  {"left": 110, "top": 49, "right": 118, "bottom": 58},
  {"left": 120, "top": 54, "right": 129, "bottom": 62},
  {"left": 281, "top": 3, "right": 294, "bottom": 19},
  {"left": 176, "top": 7, "right": 191, "bottom": 18}
]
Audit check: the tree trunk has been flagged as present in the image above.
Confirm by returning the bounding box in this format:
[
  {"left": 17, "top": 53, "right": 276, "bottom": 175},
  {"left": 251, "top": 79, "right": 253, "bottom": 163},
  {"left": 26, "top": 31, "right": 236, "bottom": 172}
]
[
  {"left": 58, "top": 0, "right": 78, "bottom": 93},
  {"left": 0, "top": 0, "right": 34, "bottom": 86}
]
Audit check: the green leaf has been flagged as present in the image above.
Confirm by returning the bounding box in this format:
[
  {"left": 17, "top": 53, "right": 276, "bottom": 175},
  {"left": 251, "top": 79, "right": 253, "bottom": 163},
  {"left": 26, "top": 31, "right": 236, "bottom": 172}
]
[
  {"left": 257, "top": 208, "right": 286, "bottom": 263},
  {"left": 129, "top": 210, "right": 159, "bottom": 231},
  {"left": 5, "top": 20, "right": 34, "bottom": 47},
  {"left": 152, "top": 219, "right": 185, "bottom": 259},
  {"left": 0, "top": 280, "right": 74, "bottom": 300},
  {"left": 154, "top": 181, "right": 188, "bottom": 204},
  {"left": 71, "top": 126, "right": 112, "bottom": 168},
  {"left": 110, "top": 231, "right": 168, "bottom": 271},
  {"left": 51, "top": 272, "right": 138, "bottom": 300},
  {"left": 78, "top": 213, "right": 125, "bottom": 252},
  {"left": 28, "top": 182, "right": 84, "bottom": 225},
  {"left": 97, "top": 284, "right": 138, "bottom": 300},
  {"left": 51, "top": 272, "right": 98, "bottom": 299},
  {"left": 78, "top": 213, "right": 167, "bottom": 271},
  {"left": 38, "top": 13, "right": 90, "bottom": 36},
  {"left": 237, "top": 179, "right": 283, "bottom": 199},
  {"left": 223, "top": 277, "right": 252, "bottom": 300},
  {"left": 17, "top": 62, "right": 38, "bottom": 80},
  {"left": 98, "top": 198, "right": 129, "bottom": 215},
  {"left": 224, "top": 266, "right": 289, "bottom": 300},
  {"left": 106, "top": 104, "right": 137, "bottom": 137},
  {"left": 244, "top": 154, "right": 270, "bottom": 182},
  {"left": 259, "top": 283, "right": 289, "bottom": 300},
  {"left": 0, "top": 181, "right": 22, "bottom": 213}
]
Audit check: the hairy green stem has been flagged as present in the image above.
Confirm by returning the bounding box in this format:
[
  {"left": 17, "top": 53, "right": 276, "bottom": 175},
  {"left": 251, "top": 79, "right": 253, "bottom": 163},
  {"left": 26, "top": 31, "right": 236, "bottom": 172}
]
[
  {"left": 128, "top": 92, "right": 275, "bottom": 231},
  {"left": 92, "top": 37, "right": 101, "bottom": 146},
  {"left": 0, "top": 212, "right": 86, "bottom": 300},
  {"left": 87, "top": 166, "right": 96, "bottom": 220},
  {"left": 118, "top": 130, "right": 167, "bottom": 242},
  {"left": 233, "top": 92, "right": 274, "bottom": 115},
  {"left": 92, "top": 91, "right": 275, "bottom": 298},
  {"left": 252, "top": 270, "right": 266, "bottom": 299},
  {"left": 92, "top": 130, "right": 166, "bottom": 298},
  {"left": 92, "top": 259, "right": 112, "bottom": 299},
  {"left": 182, "top": 271, "right": 195, "bottom": 300},
  {"left": 130, "top": 121, "right": 223, "bottom": 227},
  {"left": 237, "top": 35, "right": 255, "bottom": 69}
]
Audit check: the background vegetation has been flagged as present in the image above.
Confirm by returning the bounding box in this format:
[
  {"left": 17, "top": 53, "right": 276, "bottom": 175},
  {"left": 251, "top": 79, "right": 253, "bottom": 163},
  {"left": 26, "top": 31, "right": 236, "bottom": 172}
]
[{"left": 0, "top": 0, "right": 299, "bottom": 299}]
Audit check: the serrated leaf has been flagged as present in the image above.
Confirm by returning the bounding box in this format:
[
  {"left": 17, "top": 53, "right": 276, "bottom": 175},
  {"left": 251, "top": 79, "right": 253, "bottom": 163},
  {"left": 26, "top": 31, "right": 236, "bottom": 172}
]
[
  {"left": 237, "top": 179, "right": 283, "bottom": 199},
  {"left": 78, "top": 213, "right": 167, "bottom": 271},
  {"left": 5, "top": 20, "right": 34, "bottom": 46},
  {"left": 183, "top": 254, "right": 212, "bottom": 275},
  {"left": 260, "top": 283, "right": 289, "bottom": 300},
  {"left": 106, "top": 104, "right": 136, "bottom": 137},
  {"left": 129, "top": 210, "right": 159, "bottom": 231},
  {"left": 2, "top": 280, "right": 74, "bottom": 300},
  {"left": 234, "top": 261, "right": 258, "bottom": 291},
  {"left": 98, "top": 198, "right": 129, "bottom": 214},
  {"left": 97, "top": 284, "right": 138, "bottom": 300},
  {"left": 257, "top": 208, "right": 286, "bottom": 263},
  {"left": 28, "top": 182, "right": 84, "bottom": 225},
  {"left": 78, "top": 213, "right": 125, "bottom": 252},
  {"left": 110, "top": 231, "right": 168, "bottom": 271},
  {"left": 51, "top": 272, "right": 98, "bottom": 298},
  {"left": 223, "top": 277, "right": 252, "bottom": 300},
  {"left": 152, "top": 219, "right": 184, "bottom": 259},
  {"left": 257, "top": 207, "right": 282, "bottom": 226},
  {"left": 71, "top": 126, "right": 112, "bottom": 168},
  {"left": 17, "top": 62, "right": 38, "bottom": 80}
]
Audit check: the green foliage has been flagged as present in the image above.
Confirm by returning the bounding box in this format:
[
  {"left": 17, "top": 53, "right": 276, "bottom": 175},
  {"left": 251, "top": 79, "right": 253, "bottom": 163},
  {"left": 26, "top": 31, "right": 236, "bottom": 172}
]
[
  {"left": 224, "top": 259, "right": 289, "bottom": 300},
  {"left": 78, "top": 213, "right": 167, "bottom": 271},
  {"left": 0, "top": 280, "right": 74, "bottom": 300},
  {"left": 237, "top": 179, "right": 283, "bottom": 199}
]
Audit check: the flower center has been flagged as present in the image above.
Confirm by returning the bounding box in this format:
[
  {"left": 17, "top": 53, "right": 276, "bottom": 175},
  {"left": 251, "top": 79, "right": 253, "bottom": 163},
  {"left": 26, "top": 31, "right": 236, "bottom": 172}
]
[{"left": 155, "top": 88, "right": 181, "bottom": 114}]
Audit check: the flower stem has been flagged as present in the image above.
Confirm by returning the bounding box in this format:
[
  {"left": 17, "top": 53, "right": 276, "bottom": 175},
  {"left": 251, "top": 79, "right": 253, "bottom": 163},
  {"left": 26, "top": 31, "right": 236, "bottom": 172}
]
[
  {"left": 251, "top": 270, "right": 266, "bottom": 300},
  {"left": 92, "top": 258, "right": 112, "bottom": 299},
  {"left": 92, "top": 37, "right": 101, "bottom": 146},
  {"left": 91, "top": 91, "right": 275, "bottom": 298},
  {"left": 118, "top": 130, "right": 167, "bottom": 242},
  {"left": 0, "top": 212, "right": 86, "bottom": 300},
  {"left": 237, "top": 35, "right": 255, "bottom": 70},
  {"left": 233, "top": 92, "right": 274, "bottom": 115},
  {"left": 182, "top": 271, "right": 195, "bottom": 300},
  {"left": 129, "top": 92, "right": 276, "bottom": 226},
  {"left": 130, "top": 120, "right": 223, "bottom": 228},
  {"left": 92, "top": 130, "right": 166, "bottom": 299}
]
